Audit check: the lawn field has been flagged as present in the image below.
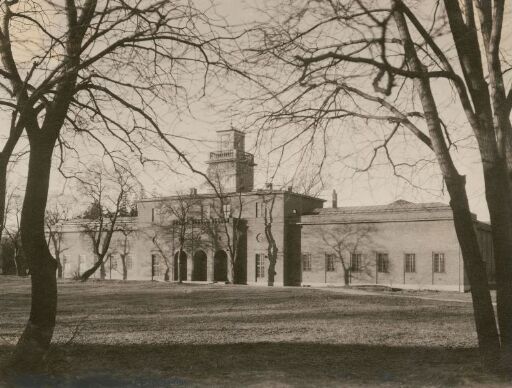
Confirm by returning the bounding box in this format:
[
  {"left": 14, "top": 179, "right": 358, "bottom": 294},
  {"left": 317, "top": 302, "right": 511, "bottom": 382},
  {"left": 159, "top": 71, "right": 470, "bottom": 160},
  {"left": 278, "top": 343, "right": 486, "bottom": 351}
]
[{"left": 0, "top": 277, "right": 508, "bottom": 387}]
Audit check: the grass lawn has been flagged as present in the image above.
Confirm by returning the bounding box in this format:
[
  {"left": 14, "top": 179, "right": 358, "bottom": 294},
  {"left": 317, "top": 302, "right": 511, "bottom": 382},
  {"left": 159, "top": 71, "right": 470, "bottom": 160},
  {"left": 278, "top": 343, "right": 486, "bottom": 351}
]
[{"left": 0, "top": 277, "right": 508, "bottom": 387}]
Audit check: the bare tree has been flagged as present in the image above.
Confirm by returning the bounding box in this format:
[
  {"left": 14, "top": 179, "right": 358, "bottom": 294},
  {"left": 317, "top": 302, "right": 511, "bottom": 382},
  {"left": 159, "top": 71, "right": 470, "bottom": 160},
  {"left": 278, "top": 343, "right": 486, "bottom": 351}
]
[
  {"left": 116, "top": 222, "right": 137, "bottom": 281},
  {"left": 260, "top": 192, "right": 278, "bottom": 286},
  {"left": 246, "top": 0, "right": 512, "bottom": 370},
  {"left": 206, "top": 174, "right": 246, "bottom": 284},
  {"left": 79, "top": 165, "right": 137, "bottom": 281},
  {"left": 157, "top": 192, "right": 203, "bottom": 283},
  {"left": 321, "top": 224, "right": 375, "bottom": 286},
  {"left": 2, "top": 189, "right": 24, "bottom": 276},
  {"left": 45, "top": 203, "right": 70, "bottom": 279},
  {"left": 0, "top": 0, "right": 242, "bottom": 371},
  {"left": 149, "top": 231, "right": 173, "bottom": 281}
]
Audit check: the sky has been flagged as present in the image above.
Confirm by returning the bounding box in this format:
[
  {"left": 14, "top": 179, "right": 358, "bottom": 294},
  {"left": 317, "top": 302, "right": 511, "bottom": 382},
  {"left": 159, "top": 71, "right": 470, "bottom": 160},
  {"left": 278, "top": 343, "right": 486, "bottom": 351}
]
[{"left": 5, "top": 0, "right": 512, "bottom": 222}]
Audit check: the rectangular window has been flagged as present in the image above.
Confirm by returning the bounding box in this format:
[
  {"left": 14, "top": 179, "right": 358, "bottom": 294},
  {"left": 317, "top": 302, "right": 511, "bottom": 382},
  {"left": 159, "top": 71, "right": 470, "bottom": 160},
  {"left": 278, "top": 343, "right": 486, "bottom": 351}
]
[
  {"left": 405, "top": 253, "right": 416, "bottom": 273},
  {"left": 255, "top": 202, "right": 259, "bottom": 218},
  {"left": 350, "top": 253, "right": 362, "bottom": 272},
  {"left": 152, "top": 254, "right": 163, "bottom": 277},
  {"left": 326, "top": 254, "right": 336, "bottom": 272},
  {"left": 223, "top": 204, "right": 231, "bottom": 218},
  {"left": 62, "top": 254, "right": 67, "bottom": 265},
  {"left": 256, "top": 254, "right": 265, "bottom": 278},
  {"left": 151, "top": 208, "right": 155, "bottom": 222},
  {"left": 302, "top": 253, "right": 312, "bottom": 271},
  {"left": 433, "top": 252, "right": 445, "bottom": 273},
  {"left": 377, "top": 253, "right": 389, "bottom": 273}
]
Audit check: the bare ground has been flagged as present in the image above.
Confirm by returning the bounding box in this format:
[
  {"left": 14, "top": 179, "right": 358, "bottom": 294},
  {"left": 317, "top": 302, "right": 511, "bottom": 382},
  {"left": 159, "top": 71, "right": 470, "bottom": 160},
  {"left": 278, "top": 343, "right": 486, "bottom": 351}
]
[{"left": 0, "top": 277, "right": 508, "bottom": 387}]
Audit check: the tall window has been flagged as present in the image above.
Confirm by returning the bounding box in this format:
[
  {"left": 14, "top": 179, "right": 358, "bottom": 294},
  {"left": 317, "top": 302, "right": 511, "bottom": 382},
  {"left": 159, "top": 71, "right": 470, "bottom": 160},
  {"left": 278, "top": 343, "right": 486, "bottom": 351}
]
[
  {"left": 223, "top": 203, "right": 231, "bottom": 218},
  {"left": 377, "top": 253, "right": 389, "bottom": 273},
  {"left": 151, "top": 254, "right": 161, "bottom": 277},
  {"left": 302, "top": 253, "right": 312, "bottom": 271},
  {"left": 350, "top": 253, "right": 362, "bottom": 272},
  {"left": 255, "top": 202, "right": 259, "bottom": 218},
  {"left": 256, "top": 254, "right": 265, "bottom": 278},
  {"left": 433, "top": 252, "right": 445, "bottom": 273},
  {"left": 326, "top": 254, "right": 336, "bottom": 272},
  {"left": 405, "top": 254, "right": 416, "bottom": 273},
  {"left": 151, "top": 208, "right": 155, "bottom": 222}
]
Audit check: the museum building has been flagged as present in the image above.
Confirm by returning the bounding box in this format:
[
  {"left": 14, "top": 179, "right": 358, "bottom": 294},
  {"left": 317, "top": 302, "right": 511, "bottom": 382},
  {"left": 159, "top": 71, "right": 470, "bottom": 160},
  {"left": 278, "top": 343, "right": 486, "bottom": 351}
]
[{"left": 58, "top": 129, "right": 494, "bottom": 291}]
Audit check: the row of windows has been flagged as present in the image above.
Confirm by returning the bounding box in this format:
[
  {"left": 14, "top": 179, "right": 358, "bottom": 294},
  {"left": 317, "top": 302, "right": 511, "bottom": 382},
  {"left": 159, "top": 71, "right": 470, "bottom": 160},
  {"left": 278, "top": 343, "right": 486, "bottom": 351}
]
[
  {"left": 301, "top": 252, "right": 446, "bottom": 273},
  {"left": 151, "top": 204, "right": 232, "bottom": 222},
  {"left": 74, "top": 254, "right": 133, "bottom": 270}
]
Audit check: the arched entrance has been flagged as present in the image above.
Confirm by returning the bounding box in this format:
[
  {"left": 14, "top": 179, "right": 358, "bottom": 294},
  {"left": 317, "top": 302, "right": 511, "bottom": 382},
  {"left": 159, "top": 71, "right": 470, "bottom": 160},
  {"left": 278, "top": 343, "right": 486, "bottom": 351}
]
[
  {"left": 173, "top": 251, "right": 187, "bottom": 281},
  {"left": 214, "top": 250, "right": 228, "bottom": 282},
  {"left": 192, "top": 250, "right": 207, "bottom": 281}
]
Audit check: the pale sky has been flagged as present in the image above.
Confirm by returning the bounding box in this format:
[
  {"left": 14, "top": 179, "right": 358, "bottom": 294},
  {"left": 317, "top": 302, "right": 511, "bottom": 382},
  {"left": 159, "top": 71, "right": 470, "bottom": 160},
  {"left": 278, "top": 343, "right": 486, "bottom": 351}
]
[{"left": 6, "top": 0, "right": 511, "bottom": 222}]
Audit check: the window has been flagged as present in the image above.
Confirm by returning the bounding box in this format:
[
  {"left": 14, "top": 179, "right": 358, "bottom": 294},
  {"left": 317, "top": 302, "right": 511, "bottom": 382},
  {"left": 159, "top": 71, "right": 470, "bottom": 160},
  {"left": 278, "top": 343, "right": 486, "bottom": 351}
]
[
  {"left": 221, "top": 134, "right": 230, "bottom": 149},
  {"left": 302, "top": 253, "right": 312, "bottom": 271},
  {"left": 151, "top": 208, "right": 155, "bottom": 222},
  {"left": 350, "top": 253, "right": 362, "bottom": 272},
  {"left": 377, "top": 253, "right": 389, "bottom": 273},
  {"left": 223, "top": 204, "right": 231, "bottom": 218},
  {"left": 126, "top": 255, "right": 133, "bottom": 270},
  {"left": 152, "top": 254, "right": 161, "bottom": 277},
  {"left": 256, "top": 254, "right": 265, "bottom": 278},
  {"left": 79, "top": 254, "right": 86, "bottom": 266},
  {"left": 326, "top": 254, "right": 336, "bottom": 272},
  {"left": 405, "top": 253, "right": 416, "bottom": 273},
  {"left": 255, "top": 202, "right": 259, "bottom": 218},
  {"left": 110, "top": 254, "right": 118, "bottom": 270},
  {"left": 62, "top": 255, "right": 67, "bottom": 265},
  {"left": 433, "top": 252, "right": 445, "bottom": 273}
]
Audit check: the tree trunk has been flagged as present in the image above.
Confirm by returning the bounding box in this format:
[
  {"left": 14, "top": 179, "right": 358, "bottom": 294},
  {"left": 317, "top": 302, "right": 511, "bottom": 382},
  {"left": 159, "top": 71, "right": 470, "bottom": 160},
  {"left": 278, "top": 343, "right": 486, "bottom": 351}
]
[
  {"left": 391, "top": 5, "right": 501, "bottom": 369},
  {"left": 267, "top": 261, "right": 276, "bottom": 287},
  {"left": 446, "top": 175, "right": 502, "bottom": 368},
  {"left": 9, "top": 141, "right": 57, "bottom": 373},
  {"left": 178, "top": 246, "right": 183, "bottom": 283},
  {"left": 343, "top": 265, "right": 350, "bottom": 286},
  {"left": 56, "top": 254, "right": 63, "bottom": 279},
  {"left": 0, "top": 156, "right": 8, "bottom": 243},
  {"left": 81, "top": 255, "right": 106, "bottom": 281},
  {"left": 122, "top": 257, "right": 127, "bottom": 280},
  {"left": 482, "top": 161, "right": 512, "bottom": 369}
]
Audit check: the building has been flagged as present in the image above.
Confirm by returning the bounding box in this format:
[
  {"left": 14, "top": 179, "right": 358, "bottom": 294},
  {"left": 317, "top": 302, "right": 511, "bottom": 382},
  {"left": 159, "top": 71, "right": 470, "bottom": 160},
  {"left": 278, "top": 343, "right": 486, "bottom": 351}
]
[{"left": 58, "top": 129, "right": 494, "bottom": 291}]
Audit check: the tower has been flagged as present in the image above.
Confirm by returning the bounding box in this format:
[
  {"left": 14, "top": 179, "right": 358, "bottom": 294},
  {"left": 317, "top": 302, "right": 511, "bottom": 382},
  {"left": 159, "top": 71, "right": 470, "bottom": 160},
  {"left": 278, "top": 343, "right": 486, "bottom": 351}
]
[{"left": 206, "top": 129, "right": 255, "bottom": 193}]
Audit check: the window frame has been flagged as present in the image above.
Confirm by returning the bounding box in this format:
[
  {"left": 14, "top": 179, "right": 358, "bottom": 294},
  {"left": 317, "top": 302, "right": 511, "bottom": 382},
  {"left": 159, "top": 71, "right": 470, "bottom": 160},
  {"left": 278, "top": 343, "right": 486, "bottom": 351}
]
[
  {"left": 433, "top": 252, "right": 445, "bottom": 273},
  {"left": 302, "top": 253, "right": 312, "bottom": 272},
  {"left": 326, "top": 253, "right": 336, "bottom": 272},
  {"left": 256, "top": 253, "right": 265, "bottom": 278},
  {"left": 350, "top": 252, "right": 362, "bottom": 272},
  {"left": 377, "top": 253, "right": 389, "bottom": 273},
  {"left": 404, "top": 253, "right": 416, "bottom": 273}
]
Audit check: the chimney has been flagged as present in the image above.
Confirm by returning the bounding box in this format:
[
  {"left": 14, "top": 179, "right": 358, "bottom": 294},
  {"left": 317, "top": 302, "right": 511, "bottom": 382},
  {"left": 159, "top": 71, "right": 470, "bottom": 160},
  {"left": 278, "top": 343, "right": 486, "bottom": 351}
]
[
  {"left": 190, "top": 188, "right": 197, "bottom": 196},
  {"left": 265, "top": 182, "right": 273, "bottom": 190},
  {"left": 332, "top": 189, "right": 338, "bottom": 209}
]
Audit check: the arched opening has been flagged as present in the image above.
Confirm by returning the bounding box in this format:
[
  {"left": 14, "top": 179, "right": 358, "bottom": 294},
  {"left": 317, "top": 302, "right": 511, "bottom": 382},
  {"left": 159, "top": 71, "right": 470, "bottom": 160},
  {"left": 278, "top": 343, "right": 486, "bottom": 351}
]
[
  {"left": 173, "top": 251, "right": 187, "bottom": 281},
  {"left": 192, "top": 250, "right": 207, "bottom": 281},
  {"left": 214, "top": 250, "right": 228, "bottom": 282}
]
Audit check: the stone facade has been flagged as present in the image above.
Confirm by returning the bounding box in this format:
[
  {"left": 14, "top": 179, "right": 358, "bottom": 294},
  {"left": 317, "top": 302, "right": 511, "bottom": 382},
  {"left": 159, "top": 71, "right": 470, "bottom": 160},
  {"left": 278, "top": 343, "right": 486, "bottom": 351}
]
[{"left": 57, "top": 130, "right": 495, "bottom": 292}]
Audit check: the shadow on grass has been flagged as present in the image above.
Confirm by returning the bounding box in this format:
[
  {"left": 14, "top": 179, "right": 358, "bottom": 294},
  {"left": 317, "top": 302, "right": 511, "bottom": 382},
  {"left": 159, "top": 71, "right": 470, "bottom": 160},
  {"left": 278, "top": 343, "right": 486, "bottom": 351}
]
[{"left": 1, "top": 343, "right": 506, "bottom": 387}]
